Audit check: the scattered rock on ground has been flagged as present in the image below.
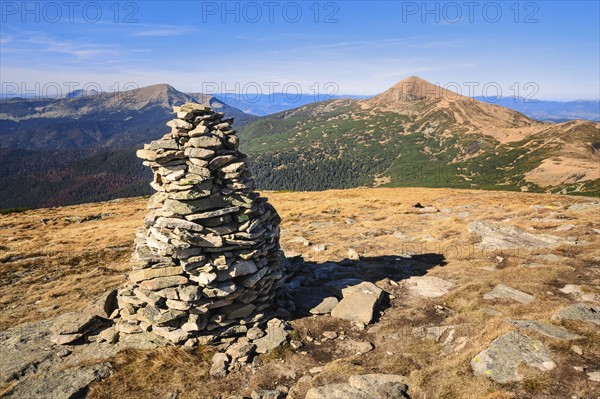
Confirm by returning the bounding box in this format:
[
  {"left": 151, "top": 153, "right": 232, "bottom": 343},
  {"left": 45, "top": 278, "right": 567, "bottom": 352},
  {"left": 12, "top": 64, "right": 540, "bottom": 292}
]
[
  {"left": 587, "top": 371, "right": 600, "bottom": 382},
  {"left": 471, "top": 331, "right": 556, "bottom": 383},
  {"left": 483, "top": 284, "right": 534, "bottom": 304},
  {"left": 254, "top": 318, "right": 290, "bottom": 354},
  {"left": 468, "top": 220, "right": 575, "bottom": 249},
  {"left": 403, "top": 275, "right": 454, "bottom": 298},
  {"left": 210, "top": 352, "right": 230, "bottom": 377},
  {"left": 506, "top": 319, "right": 582, "bottom": 340},
  {"left": 306, "top": 374, "right": 408, "bottom": 399},
  {"left": 3, "top": 362, "right": 112, "bottom": 399},
  {"left": 551, "top": 303, "right": 600, "bottom": 326}
]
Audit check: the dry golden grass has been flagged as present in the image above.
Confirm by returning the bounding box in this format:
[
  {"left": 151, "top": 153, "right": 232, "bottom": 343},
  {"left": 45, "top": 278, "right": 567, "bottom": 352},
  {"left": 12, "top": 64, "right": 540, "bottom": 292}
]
[{"left": 1, "top": 187, "right": 599, "bottom": 398}]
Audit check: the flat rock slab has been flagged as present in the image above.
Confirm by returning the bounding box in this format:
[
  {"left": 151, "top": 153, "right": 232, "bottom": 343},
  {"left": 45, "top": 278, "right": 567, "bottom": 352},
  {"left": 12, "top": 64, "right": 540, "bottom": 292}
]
[
  {"left": 331, "top": 282, "right": 384, "bottom": 324},
  {"left": 50, "top": 312, "right": 100, "bottom": 335},
  {"left": 310, "top": 296, "right": 339, "bottom": 315},
  {"left": 324, "top": 278, "right": 363, "bottom": 298},
  {"left": 468, "top": 220, "right": 573, "bottom": 250},
  {"left": 0, "top": 317, "right": 161, "bottom": 386},
  {"left": 484, "top": 284, "right": 534, "bottom": 304},
  {"left": 254, "top": 319, "right": 289, "bottom": 354},
  {"left": 506, "top": 320, "right": 582, "bottom": 340},
  {"left": 551, "top": 303, "right": 600, "bottom": 326},
  {"left": 306, "top": 374, "right": 409, "bottom": 399},
  {"left": 471, "top": 331, "right": 556, "bottom": 384},
  {"left": 4, "top": 362, "right": 112, "bottom": 399},
  {"left": 403, "top": 276, "right": 454, "bottom": 298}
]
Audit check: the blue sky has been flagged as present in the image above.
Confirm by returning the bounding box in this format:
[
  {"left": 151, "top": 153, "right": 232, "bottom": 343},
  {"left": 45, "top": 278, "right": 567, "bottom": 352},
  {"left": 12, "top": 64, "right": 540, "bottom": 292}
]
[{"left": 1, "top": 1, "right": 599, "bottom": 100}]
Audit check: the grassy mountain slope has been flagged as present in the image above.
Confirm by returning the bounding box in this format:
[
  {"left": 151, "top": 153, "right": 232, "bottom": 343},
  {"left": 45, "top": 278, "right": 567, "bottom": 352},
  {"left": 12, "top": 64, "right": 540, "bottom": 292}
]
[{"left": 239, "top": 77, "right": 600, "bottom": 196}]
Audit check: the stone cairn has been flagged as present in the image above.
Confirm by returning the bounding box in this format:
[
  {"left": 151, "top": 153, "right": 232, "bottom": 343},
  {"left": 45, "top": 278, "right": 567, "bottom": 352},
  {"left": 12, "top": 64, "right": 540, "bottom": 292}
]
[{"left": 115, "top": 103, "right": 286, "bottom": 346}]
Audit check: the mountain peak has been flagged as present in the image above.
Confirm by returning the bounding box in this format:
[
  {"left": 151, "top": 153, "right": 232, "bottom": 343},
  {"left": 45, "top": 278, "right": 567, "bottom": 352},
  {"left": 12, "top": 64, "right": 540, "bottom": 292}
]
[{"left": 376, "top": 76, "right": 462, "bottom": 102}]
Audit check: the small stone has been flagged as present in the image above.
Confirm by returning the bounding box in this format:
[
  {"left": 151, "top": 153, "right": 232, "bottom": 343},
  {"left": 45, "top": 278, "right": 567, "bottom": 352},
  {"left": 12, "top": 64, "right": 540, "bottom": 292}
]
[
  {"left": 347, "top": 249, "right": 360, "bottom": 261},
  {"left": 210, "top": 353, "right": 230, "bottom": 377},
  {"left": 588, "top": 371, "right": 600, "bottom": 382},
  {"left": 247, "top": 326, "right": 265, "bottom": 340},
  {"left": 571, "top": 345, "right": 583, "bottom": 355},
  {"left": 290, "top": 339, "right": 303, "bottom": 350},
  {"left": 99, "top": 327, "right": 119, "bottom": 344},
  {"left": 309, "top": 296, "right": 339, "bottom": 315}
]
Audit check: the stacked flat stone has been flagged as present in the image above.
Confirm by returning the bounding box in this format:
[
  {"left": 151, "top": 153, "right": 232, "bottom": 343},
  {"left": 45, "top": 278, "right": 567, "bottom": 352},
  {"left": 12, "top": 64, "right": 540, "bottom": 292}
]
[{"left": 115, "top": 103, "right": 285, "bottom": 345}]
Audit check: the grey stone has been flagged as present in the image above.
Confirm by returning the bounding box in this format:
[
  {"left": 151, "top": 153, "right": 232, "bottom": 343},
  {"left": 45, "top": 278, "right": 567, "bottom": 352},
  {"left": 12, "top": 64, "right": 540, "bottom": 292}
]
[
  {"left": 403, "top": 275, "right": 454, "bottom": 298},
  {"left": 183, "top": 147, "right": 215, "bottom": 159},
  {"left": 310, "top": 296, "right": 339, "bottom": 315},
  {"left": 254, "top": 318, "right": 289, "bottom": 354},
  {"left": 137, "top": 306, "right": 187, "bottom": 325},
  {"left": 210, "top": 352, "right": 229, "bottom": 377},
  {"left": 133, "top": 287, "right": 161, "bottom": 306},
  {"left": 149, "top": 139, "right": 179, "bottom": 150},
  {"left": 506, "top": 320, "right": 583, "bottom": 340},
  {"left": 189, "top": 272, "right": 217, "bottom": 286},
  {"left": 155, "top": 217, "right": 204, "bottom": 232},
  {"left": 251, "top": 390, "right": 284, "bottom": 399},
  {"left": 468, "top": 220, "right": 574, "bottom": 250},
  {"left": 222, "top": 303, "right": 256, "bottom": 319},
  {"left": 128, "top": 266, "right": 182, "bottom": 283},
  {"left": 203, "top": 282, "right": 238, "bottom": 298},
  {"left": 484, "top": 284, "right": 534, "bottom": 304},
  {"left": 181, "top": 314, "right": 207, "bottom": 332},
  {"left": 139, "top": 275, "right": 188, "bottom": 291},
  {"left": 551, "top": 303, "right": 600, "bottom": 326},
  {"left": 185, "top": 206, "right": 240, "bottom": 221},
  {"left": 188, "top": 136, "right": 222, "bottom": 148},
  {"left": 471, "top": 331, "right": 556, "bottom": 383},
  {"left": 3, "top": 362, "right": 112, "bottom": 399},
  {"left": 209, "top": 155, "right": 236, "bottom": 170},
  {"left": 177, "top": 285, "right": 203, "bottom": 302},
  {"left": 331, "top": 282, "right": 384, "bottom": 325},
  {"left": 179, "top": 230, "right": 224, "bottom": 248},
  {"left": 85, "top": 289, "right": 117, "bottom": 318},
  {"left": 306, "top": 374, "right": 409, "bottom": 399},
  {"left": 217, "top": 260, "right": 258, "bottom": 280},
  {"left": 163, "top": 196, "right": 229, "bottom": 216},
  {"left": 152, "top": 327, "right": 190, "bottom": 343},
  {"left": 50, "top": 312, "right": 100, "bottom": 336},
  {"left": 341, "top": 340, "right": 374, "bottom": 355}
]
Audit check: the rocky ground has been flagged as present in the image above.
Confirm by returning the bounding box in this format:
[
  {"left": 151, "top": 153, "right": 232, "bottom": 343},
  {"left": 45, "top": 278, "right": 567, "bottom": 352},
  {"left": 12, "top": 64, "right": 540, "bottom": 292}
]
[{"left": 1, "top": 187, "right": 599, "bottom": 398}]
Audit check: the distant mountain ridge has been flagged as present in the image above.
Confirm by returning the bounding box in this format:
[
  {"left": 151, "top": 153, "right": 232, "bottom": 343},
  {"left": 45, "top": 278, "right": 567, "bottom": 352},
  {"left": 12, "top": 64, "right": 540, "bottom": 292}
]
[
  {"left": 0, "top": 83, "right": 256, "bottom": 149},
  {"left": 0, "top": 85, "right": 257, "bottom": 208},
  {"left": 1, "top": 78, "right": 598, "bottom": 209},
  {"left": 475, "top": 97, "right": 600, "bottom": 122}
]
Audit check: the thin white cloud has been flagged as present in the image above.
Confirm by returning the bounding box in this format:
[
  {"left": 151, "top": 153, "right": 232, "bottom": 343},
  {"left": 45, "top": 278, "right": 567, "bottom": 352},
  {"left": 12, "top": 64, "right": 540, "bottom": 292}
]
[{"left": 132, "top": 26, "right": 197, "bottom": 37}]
